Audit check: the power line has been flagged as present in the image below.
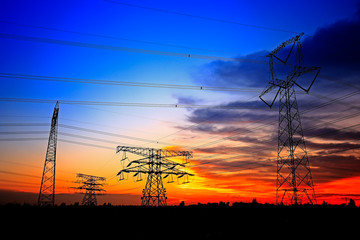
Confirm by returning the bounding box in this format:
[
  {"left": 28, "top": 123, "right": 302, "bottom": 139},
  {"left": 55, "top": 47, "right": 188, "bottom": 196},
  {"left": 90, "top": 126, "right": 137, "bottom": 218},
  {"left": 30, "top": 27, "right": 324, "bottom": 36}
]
[
  {"left": 0, "top": 122, "right": 174, "bottom": 146},
  {"left": 3, "top": 98, "right": 360, "bottom": 161},
  {"left": 3, "top": 104, "right": 359, "bottom": 159},
  {"left": 0, "top": 72, "right": 261, "bottom": 92},
  {"left": 0, "top": 123, "right": 49, "bottom": 127},
  {"left": 2, "top": 118, "right": 359, "bottom": 173},
  {"left": 0, "top": 32, "right": 267, "bottom": 63},
  {"left": 0, "top": 131, "right": 126, "bottom": 146},
  {"left": 0, "top": 130, "right": 48, "bottom": 135},
  {"left": 0, "top": 137, "right": 47, "bottom": 141},
  {"left": 0, "top": 97, "right": 267, "bottom": 109},
  {"left": 59, "top": 138, "right": 113, "bottom": 150},
  {"left": 1, "top": 87, "right": 358, "bottom": 152},
  {"left": 58, "top": 123, "right": 174, "bottom": 146},
  {"left": 140, "top": 77, "right": 358, "bottom": 146},
  {"left": 2, "top": 88, "right": 359, "bottom": 155},
  {"left": 319, "top": 74, "right": 360, "bottom": 91},
  {"left": 103, "top": 0, "right": 300, "bottom": 34},
  {"left": 2, "top": 107, "right": 360, "bottom": 174},
  {"left": 0, "top": 20, "right": 243, "bottom": 56},
  {"left": 0, "top": 136, "right": 114, "bottom": 150}
]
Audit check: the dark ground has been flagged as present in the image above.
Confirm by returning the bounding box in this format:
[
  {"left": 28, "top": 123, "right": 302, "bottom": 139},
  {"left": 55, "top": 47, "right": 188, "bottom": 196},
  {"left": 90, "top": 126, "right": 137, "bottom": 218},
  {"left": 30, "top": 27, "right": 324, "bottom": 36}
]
[{"left": 2, "top": 202, "right": 359, "bottom": 239}]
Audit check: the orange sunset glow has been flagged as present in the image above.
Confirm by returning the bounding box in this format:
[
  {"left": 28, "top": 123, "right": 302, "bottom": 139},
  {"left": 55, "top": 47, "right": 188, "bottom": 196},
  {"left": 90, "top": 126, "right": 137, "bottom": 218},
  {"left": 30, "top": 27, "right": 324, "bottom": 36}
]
[{"left": 1, "top": 0, "right": 360, "bottom": 208}]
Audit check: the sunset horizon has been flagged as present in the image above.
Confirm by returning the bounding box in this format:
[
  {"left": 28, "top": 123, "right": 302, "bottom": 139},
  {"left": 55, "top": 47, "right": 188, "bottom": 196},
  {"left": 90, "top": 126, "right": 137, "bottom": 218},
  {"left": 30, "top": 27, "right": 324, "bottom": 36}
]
[{"left": 1, "top": 0, "right": 360, "bottom": 208}]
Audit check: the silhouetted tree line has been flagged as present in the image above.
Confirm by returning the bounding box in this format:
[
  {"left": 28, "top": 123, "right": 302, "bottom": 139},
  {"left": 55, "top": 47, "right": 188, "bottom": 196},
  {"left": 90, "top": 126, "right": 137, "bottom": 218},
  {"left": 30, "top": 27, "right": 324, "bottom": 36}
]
[
  {"left": 1, "top": 198, "right": 359, "bottom": 208},
  {"left": 1, "top": 199, "right": 359, "bottom": 239}
]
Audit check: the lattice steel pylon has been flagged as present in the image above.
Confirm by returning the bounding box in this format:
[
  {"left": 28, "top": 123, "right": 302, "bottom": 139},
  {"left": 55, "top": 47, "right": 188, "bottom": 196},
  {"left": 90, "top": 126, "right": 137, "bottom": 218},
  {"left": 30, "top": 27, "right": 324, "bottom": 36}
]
[
  {"left": 74, "top": 173, "right": 106, "bottom": 205},
  {"left": 38, "top": 101, "right": 59, "bottom": 206},
  {"left": 116, "top": 146, "right": 193, "bottom": 206},
  {"left": 259, "top": 33, "right": 320, "bottom": 205}
]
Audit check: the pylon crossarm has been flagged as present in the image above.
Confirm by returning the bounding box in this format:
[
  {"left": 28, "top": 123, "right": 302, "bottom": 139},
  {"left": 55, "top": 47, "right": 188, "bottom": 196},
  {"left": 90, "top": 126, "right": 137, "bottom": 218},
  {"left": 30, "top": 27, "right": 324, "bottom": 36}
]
[
  {"left": 116, "top": 146, "right": 192, "bottom": 158},
  {"left": 272, "top": 41, "right": 296, "bottom": 65},
  {"left": 162, "top": 168, "right": 194, "bottom": 177},
  {"left": 125, "top": 157, "right": 150, "bottom": 167},
  {"left": 259, "top": 83, "right": 281, "bottom": 108},
  {"left": 162, "top": 157, "right": 187, "bottom": 167},
  {"left": 76, "top": 173, "right": 106, "bottom": 181},
  {"left": 76, "top": 186, "right": 106, "bottom": 192},
  {"left": 158, "top": 149, "right": 193, "bottom": 158},
  {"left": 117, "top": 164, "right": 148, "bottom": 175},
  {"left": 267, "top": 32, "right": 304, "bottom": 57},
  {"left": 293, "top": 67, "right": 321, "bottom": 93},
  {"left": 116, "top": 146, "right": 152, "bottom": 157}
]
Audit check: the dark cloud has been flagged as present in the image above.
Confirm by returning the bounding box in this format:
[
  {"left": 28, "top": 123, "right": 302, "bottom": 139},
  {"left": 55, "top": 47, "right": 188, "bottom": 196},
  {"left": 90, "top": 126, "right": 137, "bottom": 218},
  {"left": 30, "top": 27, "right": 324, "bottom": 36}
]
[
  {"left": 307, "top": 141, "right": 360, "bottom": 152},
  {"left": 187, "top": 101, "right": 275, "bottom": 124},
  {"left": 302, "top": 12, "right": 360, "bottom": 78},
  {"left": 194, "top": 139, "right": 275, "bottom": 158},
  {"left": 193, "top": 51, "right": 269, "bottom": 88},
  {"left": 192, "top": 8, "right": 360, "bottom": 89},
  {"left": 193, "top": 157, "right": 275, "bottom": 176},
  {"left": 311, "top": 155, "right": 360, "bottom": 183},
  {"left": 181, "top": 124, "right": 254, "bottom": 136},
  {"left": 306, "top": 127, "right": 360, "bottom": 141},
  {"left": 175, "top": 95, "right": 202, "bottom": 105}
]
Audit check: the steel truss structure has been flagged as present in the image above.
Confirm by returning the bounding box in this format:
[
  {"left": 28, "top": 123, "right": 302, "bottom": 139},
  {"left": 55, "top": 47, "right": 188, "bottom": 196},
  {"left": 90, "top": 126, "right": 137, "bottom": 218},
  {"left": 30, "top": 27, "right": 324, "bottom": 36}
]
[
  {"left": 116, "top": 146, "right": 193, "bottom": 206},
  {"left": 38, "top": 101, "right": 59, "bottom": 206},
  {"left": 74, "top": 173, "right": 106, "bottom": 205},
  {"left": 259, "top": 33, "right": 320, "bottom": 205}
]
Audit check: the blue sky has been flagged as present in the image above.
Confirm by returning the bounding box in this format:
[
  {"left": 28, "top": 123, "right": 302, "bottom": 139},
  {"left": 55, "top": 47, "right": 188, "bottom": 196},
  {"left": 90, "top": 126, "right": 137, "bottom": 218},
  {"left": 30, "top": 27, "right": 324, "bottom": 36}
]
[
  {"left": 1, "top": 0, "right": 358, "bottom": 124},
  {"left": 1, "top": 0, "right": 360, "bottom": 204}
]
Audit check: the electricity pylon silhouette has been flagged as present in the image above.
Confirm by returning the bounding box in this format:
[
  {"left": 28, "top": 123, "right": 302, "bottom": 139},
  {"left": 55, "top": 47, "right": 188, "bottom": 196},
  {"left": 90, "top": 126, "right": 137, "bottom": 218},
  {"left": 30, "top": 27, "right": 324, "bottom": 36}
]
[
  {"left": 116, "top": 146, "right": 193, "bottom": 206},
  {"left": 259, "top": 33, "right": 320, "bottom": 205},
  {"left": 74, "top": 173, "right": 106, "bottom": 206},
  {"left": 38, "top": 101, "right": 59, "bottom": 206}
]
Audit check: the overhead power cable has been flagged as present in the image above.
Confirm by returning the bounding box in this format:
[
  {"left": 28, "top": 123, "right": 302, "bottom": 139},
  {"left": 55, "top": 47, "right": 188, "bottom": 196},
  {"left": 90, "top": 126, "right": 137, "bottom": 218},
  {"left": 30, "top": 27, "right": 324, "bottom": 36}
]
[
  {"left": 0, "top": 72, "right": 261, "bottom": 92},
  {"left": 0, "top": 20, "right": 242, "bottom": 56},
  {"left": 103, "top": 0, "right": 299, "bottom": 34},
  {"left": 0, "top": 33, "right": 267, "bottom": 64},
  {"left": 0, "top": 123, "right": 49, "bottom": 127},
  {"left": 2, "top": 105, "right": 360, "bottom": 172},
  {"left": 0, "top": 136, "right": 114, "bottom": 150},
  {"left": 0, "top": 97, "right": 266, "bottom": 109},
  {"left": 0, "top": 137, "right": 48, "bottom": 141},
  {"left": 0, "top": 122, "right": 174, "bottom": 146},
  {"left": 0, "top": 131, "right": 125, "bottom": 146},
  {"left": 59, "top": 138, "right": 114, "bottom": 150},
  {"left": 58, "top": 123, "right": 172, "bottom": 145}
]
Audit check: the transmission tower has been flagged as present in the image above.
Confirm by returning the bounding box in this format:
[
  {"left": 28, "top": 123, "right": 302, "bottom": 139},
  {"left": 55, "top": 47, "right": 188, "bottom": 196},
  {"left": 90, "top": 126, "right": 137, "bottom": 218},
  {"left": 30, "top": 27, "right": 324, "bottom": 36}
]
[
  {"left": 38, "top": 101, "right": 59, "bottom": 206},
  {"left": 74, "top": 173, "right": 106, "bottom": 205},
  {"left": 259, "top": 33, "right": 320, "bottom": 205},
  {"left": 116, "top": 146, "right": 193, "bottom": 206}
]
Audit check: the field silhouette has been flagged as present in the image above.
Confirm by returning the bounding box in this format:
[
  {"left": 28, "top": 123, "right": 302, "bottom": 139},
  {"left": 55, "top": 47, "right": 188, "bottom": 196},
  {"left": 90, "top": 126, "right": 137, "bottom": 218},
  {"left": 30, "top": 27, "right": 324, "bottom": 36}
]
[{"left": 2, "top": 201, "right": 359, "bottom": 239}]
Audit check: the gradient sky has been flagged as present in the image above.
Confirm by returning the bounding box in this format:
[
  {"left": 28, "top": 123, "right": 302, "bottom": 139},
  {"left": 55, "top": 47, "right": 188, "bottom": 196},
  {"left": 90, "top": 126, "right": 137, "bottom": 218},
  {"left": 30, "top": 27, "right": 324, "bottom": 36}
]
[{"left": 1, "top": 0, "right": 360, "bottom": 205}]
